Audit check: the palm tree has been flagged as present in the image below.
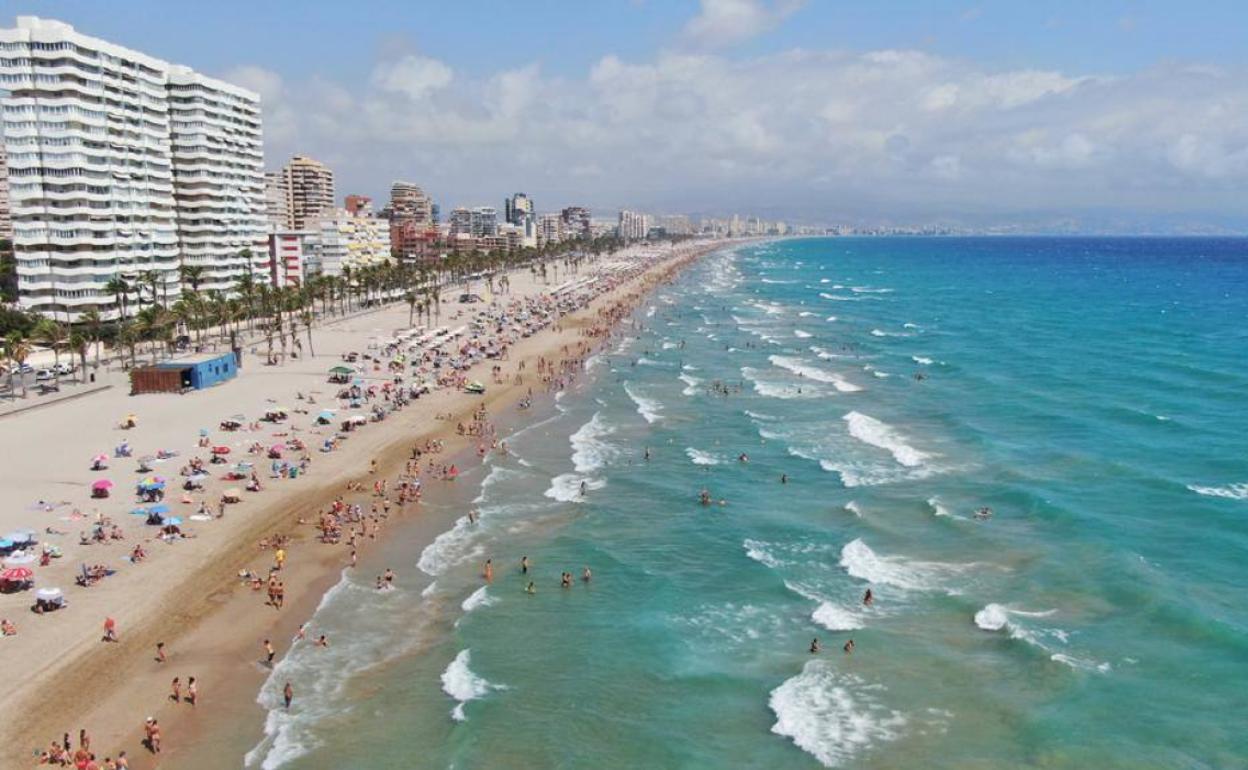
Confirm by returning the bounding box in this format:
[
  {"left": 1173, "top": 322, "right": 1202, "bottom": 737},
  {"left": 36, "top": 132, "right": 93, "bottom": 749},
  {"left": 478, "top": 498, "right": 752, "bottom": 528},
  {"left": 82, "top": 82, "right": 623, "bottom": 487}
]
[
  {"left": 68, "top": 330, "right": 88, "bottom": 381},
  {"left": 179, "top": 264, "right": 206, "bottom": 293},
  {"left": 104, "top": 276, "right": 131, "bottom": 321},
  {"left": 80, "top": 307, "right": 104, "bottom": 370},
  {"left": 117, "top": 321, "right": 140, "bottom": 369},
  {"left": 32, "top": 318, "right": 66, "bottom": 386},
  {"left": 6, "top": 332, "right": 31, "bottom": 398}
]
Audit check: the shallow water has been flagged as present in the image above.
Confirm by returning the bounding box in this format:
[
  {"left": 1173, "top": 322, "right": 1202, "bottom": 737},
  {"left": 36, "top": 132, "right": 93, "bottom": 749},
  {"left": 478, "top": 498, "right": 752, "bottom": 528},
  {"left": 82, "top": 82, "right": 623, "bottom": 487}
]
[{"left": 245, "top": 237, "right": 1248, "bottom": 769}]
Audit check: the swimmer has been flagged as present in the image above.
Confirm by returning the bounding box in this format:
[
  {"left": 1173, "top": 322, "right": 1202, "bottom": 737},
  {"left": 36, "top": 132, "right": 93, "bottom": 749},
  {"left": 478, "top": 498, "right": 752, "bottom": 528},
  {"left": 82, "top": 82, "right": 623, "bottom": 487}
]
[
  {"left": 315, "top": 634, "right": 329, "bottom": 648},
  {"left": 582, "top": 565, "right": 592, "bottom": 582},
  {"left": 579, "top": 480, "right": 588, "bottom": 497},
  {"left": 843, "top": 639, "right": 855, "bottom": 655},
  {"left": 521, "top": 556, "right": 530, "bottom": 574},
  {"left": 810, "top": 638, "right": 821, "bottom": 654},
  {"left": 863, "top": 589, "right": 873, "bottom": 607},
  {"left": 525, "top": 581, "right": 536, "bottom": 594},
  {"left": 561, "top": 572, "right": 572, "bottom": 588},
  {"left": 738, "top": 453, "right": 749, "bottom": 463},
  {"left": 484, "top": 559, "right": 494, "bottom": 582}
]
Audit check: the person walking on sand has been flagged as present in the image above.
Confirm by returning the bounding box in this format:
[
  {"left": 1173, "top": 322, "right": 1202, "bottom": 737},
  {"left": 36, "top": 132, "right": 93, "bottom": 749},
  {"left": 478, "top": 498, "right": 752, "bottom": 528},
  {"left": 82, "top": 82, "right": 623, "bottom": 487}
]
[
  {"left": 155, "top": 642, "right": 166, "bottom": 663},
  {"left": 144, "top": 718, "right": 160, "bottom": 754},
  {"left": 170, "top": 677, "right": 181, "bottom": 703},
  {"left": 264, "top": 639, "right": 276, "bottom": 665},
  {"left": 115, "top": 751, "right": 129, "bottom": 769},
  {"left": 283, "top": 682, "right": 294, "bottom": 709},
  {"left": 103, "top": 616, "right": 117, "bottom": 642},
  {"left": 187, "top": 676, "right": 198, "bottom": 706}
]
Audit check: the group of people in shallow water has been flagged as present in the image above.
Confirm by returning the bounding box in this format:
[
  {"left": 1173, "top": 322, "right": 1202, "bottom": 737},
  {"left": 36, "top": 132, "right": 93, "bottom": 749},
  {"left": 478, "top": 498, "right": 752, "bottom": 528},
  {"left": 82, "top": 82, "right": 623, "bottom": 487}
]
[{"left": 809, "top": 589, "right": 874, "bottom": 656}]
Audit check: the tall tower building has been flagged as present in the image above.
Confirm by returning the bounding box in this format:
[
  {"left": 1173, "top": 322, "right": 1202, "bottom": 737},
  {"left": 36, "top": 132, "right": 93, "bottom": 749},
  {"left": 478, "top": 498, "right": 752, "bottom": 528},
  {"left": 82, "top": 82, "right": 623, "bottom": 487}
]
[
  {"left": 281, "top": 155, "right": 334, "bottom": 230},
  {"left": 0, "top": 16, "right": 265, "bottom": 319},
  {"left": 504, "top": 193, "right": 533, "bottom": 226},
  {"left": 0, "top": 143, "right": 11, "bottom": 239}
]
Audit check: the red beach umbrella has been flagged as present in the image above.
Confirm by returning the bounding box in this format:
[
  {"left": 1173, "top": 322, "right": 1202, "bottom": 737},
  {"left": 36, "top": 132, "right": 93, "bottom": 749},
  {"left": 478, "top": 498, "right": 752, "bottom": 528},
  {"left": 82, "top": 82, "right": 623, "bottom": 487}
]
[
  {"left": 212, "top": 446, "right": 232, "bottom": 455},
  {"left": 1, "top": 566, "right": 34, "bottom": 581}
]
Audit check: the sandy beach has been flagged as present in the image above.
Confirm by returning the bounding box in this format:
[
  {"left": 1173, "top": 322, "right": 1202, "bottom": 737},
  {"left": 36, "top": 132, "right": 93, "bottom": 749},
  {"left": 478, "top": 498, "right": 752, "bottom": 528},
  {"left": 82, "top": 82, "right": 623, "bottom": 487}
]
[{"left": 0, "top": 240, "right": 723, "bottom": 768}]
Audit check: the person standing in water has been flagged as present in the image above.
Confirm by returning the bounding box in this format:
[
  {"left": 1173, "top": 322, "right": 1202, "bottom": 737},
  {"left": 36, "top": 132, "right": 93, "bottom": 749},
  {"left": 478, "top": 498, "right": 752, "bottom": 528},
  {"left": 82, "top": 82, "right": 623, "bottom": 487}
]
[
  {"left": 283, "top": 682, "right": 294, "bottom": 709},
  {"left": 810, "top": 638, "right": 821, "bottom": 653},
  {"left": 521, "top": 556, "right": 530, "bottom": 574},
  {"left": 582, "top": 566, "right": 592, "bottom": 582},
  {"left": 863, "top": 589, "right": 874, "bottom": 607},
  {"left": 843, "top": 639, "right": 855, "bottom": 654}
]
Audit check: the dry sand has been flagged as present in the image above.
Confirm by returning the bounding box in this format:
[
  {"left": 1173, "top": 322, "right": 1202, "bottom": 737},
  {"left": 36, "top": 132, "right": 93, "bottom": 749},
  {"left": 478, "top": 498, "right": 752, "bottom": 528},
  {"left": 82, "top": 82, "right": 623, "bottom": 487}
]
[{"left": 0, "top": 240, "right": 723, "bottom": 767}]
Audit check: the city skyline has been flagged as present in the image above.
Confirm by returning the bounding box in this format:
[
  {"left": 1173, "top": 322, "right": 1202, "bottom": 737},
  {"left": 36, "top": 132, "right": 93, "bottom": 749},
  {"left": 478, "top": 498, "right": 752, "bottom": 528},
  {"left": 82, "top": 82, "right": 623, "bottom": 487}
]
[{"left": 4, "top": 1, "right": 1247, "bottom": 232}]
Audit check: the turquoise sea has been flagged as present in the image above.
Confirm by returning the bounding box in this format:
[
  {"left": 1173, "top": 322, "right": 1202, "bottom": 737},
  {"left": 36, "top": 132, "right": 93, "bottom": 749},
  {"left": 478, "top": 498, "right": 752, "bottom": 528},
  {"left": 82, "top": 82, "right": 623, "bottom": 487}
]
[{"left": 243, "top": 237, "right": 1248, "bottom": 769}]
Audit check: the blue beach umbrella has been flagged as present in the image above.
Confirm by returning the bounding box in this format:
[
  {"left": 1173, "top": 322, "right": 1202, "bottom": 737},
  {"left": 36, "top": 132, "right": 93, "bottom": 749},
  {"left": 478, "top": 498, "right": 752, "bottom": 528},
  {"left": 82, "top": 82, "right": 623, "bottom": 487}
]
[
  {"left": 148, "top": 503, "right": 171, "bottom": 515},
  {"left": 0, "top": 538, "right": 13, "bottom": 550},
  {"left": 165, "top": 517, "right": 183, "bottom": 526},
  {"left": 129, "top": 507, "right": 149, "bottom": 515}
]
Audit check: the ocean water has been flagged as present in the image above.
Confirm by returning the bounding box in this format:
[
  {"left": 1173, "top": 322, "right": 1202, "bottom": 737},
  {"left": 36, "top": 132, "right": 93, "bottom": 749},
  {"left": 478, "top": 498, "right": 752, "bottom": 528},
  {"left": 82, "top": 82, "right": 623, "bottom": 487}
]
[{"left": 244, "top": 238, "right": 1248, "bottom": 770}]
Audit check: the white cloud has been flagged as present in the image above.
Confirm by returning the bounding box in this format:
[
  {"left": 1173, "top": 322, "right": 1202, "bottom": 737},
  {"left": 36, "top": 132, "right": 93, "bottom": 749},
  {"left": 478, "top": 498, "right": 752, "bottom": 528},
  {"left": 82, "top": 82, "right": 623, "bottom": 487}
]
[
  {"left": 370, "top": 54, "right": 453, "bottom": 100},
  {"left": 683, "top": 0, "right": 805, "bottom": 48},
  {"left": 234, "top": 46, "right": 1248, "bottom": 225}
]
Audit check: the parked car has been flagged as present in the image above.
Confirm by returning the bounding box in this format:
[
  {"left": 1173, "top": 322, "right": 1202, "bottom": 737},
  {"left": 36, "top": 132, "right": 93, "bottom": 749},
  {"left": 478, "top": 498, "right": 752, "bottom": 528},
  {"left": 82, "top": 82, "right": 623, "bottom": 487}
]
[
  {"left": 35, "top": 368, "right": 56, "bottom": 382},
  {"left": 54, "top": 362, "right": 75, "bottom": 375},
  {"left": 17, "top": 363, "right": 34, "bottom": 374}
]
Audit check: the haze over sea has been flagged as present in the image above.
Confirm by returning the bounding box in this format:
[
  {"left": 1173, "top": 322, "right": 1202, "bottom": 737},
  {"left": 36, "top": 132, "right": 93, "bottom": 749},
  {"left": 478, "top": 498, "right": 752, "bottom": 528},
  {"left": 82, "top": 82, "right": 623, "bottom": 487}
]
[{"left": 245, "top": 237, "right": 1248, "bottom": 769}]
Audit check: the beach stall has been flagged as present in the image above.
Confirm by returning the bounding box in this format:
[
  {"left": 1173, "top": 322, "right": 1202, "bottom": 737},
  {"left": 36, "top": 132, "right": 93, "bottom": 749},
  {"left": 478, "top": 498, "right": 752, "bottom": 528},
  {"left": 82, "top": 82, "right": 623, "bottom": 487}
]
[
  {"left": 131, "top": 352, "right": 238, "bottom": 395},
  {"left": 328, "top": 365, "right": 355, "bottom": 384}
]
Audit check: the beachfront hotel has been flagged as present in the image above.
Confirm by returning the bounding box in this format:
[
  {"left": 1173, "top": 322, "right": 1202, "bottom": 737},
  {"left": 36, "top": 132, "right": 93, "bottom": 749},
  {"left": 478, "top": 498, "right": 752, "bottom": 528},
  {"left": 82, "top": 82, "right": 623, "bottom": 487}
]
[{"left": 0, "top": 16, "right": 266, "bottom": 319}]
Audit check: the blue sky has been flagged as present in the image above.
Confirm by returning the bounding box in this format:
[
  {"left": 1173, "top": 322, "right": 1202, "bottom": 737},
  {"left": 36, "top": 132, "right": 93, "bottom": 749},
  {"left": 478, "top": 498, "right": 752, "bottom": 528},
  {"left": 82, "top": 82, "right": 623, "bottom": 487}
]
[{"left": 8, "top": 1, "right": 1248, "bottom": 230}]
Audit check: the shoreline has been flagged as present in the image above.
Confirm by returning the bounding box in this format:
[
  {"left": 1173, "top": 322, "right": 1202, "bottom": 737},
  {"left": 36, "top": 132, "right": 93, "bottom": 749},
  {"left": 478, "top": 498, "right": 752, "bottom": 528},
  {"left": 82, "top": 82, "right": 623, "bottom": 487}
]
[{"left": 6, "top": 240, "right": 725, "bottom": 768}]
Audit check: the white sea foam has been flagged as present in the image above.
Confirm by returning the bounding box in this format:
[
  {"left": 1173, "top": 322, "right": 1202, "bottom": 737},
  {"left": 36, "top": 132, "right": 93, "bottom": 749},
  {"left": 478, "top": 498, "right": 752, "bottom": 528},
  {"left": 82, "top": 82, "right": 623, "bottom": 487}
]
[
  {"left": 820, "top": 293, "right": 862, "bottom": 302},
  {"left": 851, "top": 286, "right": 893, "bottom": 294},
  {"left": 799, "top": 311, "right": 818, "bottom": 317},
  {"left": 902, "top": 322, "right": 920, "bottom": 329},
  {"left": 1051, "top": 653, "right": 1112, "bottom": 674},
  {"left": 421, "top": 581, "right": 438, "bottom": 598},
  {"left": 912, "top": 356, "right": 934, "bottom": 365},
  {"left": 441, "top": 649, "right": 505, "bottom": 721},
  {"left": 1187, "top": 482, "right": 1248, "bottom": 500},
  {"left": 570, "top": 413, "right": 617, "bottom": 473},
  {"left": 794, "top": 329, "right": 813, "bottom": 338},
  {"left": 769, "top": 662, "right": 906, "bottom": 768},
  {"left": 770, "top": 355, "right": 862, "bottom": 392},
  {"left": 813, "top": 602, "right": 866, "bottom": 632},
  {"left": 743, "top": 539, "right": 784, "bottom": 569},
  {"left": 686, "top": 448, "right": 721, "bottom": 465},
  {"left": 825, "top": 316, "right": 838, "bottom": 322},
  {"left": 678, "top": 373, "right": 702, "bottom": 396},
  {"left": 417, "top": 516, "right": 483, "bottom": 576},
  {"left": 839, "top": 539, "right": 971, "bottom": 593},
  {"left": 623, "top": 381, "right": 664, "bottom": 423},
  {"left": 925, "top": 496, "right": 963, "bottom": 519},
  {"left": 843, "top": 501, "right": 863, "bottom": 517},
  {"left": 461, "top": 586, "right": 498, "bottom": 613},
  {"left": 843, "top": 412, "right": 929, "bottom": 467},
  {"left": 870, "top": 329, "right": 911, "bottom": 338},
  {"left": 544, "top": 472, "right": 605, "bottom": 502},
  {"left": 742, "top": 366, "right": 813, "bottom": 400}
]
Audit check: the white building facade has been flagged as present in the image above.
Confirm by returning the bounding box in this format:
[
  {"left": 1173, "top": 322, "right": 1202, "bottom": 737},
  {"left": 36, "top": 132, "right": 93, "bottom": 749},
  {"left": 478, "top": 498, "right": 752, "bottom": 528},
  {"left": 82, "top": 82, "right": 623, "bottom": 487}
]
[{"left": 0, "top": 16, "right": 264, "bottom": 319}]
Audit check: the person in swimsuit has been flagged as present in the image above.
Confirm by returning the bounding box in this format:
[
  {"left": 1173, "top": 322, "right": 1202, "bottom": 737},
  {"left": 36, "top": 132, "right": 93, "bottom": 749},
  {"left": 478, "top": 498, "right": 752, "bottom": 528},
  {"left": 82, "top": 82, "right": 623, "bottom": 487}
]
[
  {"left": 264, "top": 639, "right": 275, "bottom": 664},
  {"left": 283, "top": 681, "right": 294, "bottom": 709},
  {"left": 810, "top": 638, "right": 821, "bottom": 653},
  {"left": 843, "top": 639, "right": 855, "bottom": 655},
  {"left": 863, "top": 589, "right": 874, "bottom": 607},
  {"left": 521, "top": 556, "right": 530, "bottom": 574}
]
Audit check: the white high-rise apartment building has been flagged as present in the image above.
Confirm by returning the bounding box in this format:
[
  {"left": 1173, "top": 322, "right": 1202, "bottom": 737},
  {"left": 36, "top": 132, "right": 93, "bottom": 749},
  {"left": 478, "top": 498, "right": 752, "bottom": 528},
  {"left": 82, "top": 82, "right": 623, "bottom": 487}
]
[
  {"left": 0, "top": 16, "right": 264, "bottom": 319},
  {"left": 618, "top": 209, "right": 649, "bottom": 241},
  {"left": 168, "top": 65, "right": 266, "bottom": 294}
]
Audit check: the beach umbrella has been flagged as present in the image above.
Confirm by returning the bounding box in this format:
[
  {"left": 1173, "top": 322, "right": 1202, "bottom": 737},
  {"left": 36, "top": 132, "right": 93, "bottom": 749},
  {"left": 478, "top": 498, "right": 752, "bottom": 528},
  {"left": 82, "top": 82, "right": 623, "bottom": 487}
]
[
  {"left": 270, "top": 444, "right": 284, "bottom": 454},
  {"left": 4, "top": 553, "right": 36, "bottom": 567},
  {"left": 1, "top": 566, "right": 33, "bottom": 581},
  {"left": 199, "top": 428, "right": 210, "bottom": 436},
  {"left": 143, "top": 475, "right": 167, "bottom": 484},
  {"left": 223, "top": 487, "right": 242, "bottom": 499},
  {"left": 212, "top": 446, "right": 231, "bottom": 455},
  {"left": 129, "top": 507, "right": 149, "bottom": 515},
  {"left": 35, "top": 587, "right": 62, "bottom": 601},
  {"left": 91, "top": 453, "right": 108, "bottom": 464},
  {"left": 0, "top": 539, "right": 12, "bottom": 550},
  {"left": 148, "top": 503, "right": 171, "bottom": 515},
  {"left": 166, "top": 517, "right": 183, "bottom": 526},
  {"left": 91, "top": 479, "right": 114, "bottom": 491},
  {"left": 4, "top": 530, "right": 33, "bottom": 544}
]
